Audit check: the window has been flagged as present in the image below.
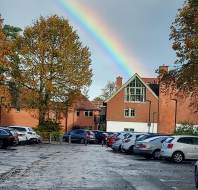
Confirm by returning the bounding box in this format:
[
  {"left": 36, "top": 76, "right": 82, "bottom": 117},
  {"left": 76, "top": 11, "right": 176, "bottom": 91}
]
[
  {"left": 124, "top": 128, "right": 134, "bottom": 132},
  {"left": 192, "top": 137, "right": 198, "bottom": 145},
  {"left": 124, "top": 108, "right": 135, "bottom": 117},
  {"left": 125, "top": 77, "right": 146, "bottom": 102},
  {"left": 84, "top": 111, "right": 93, "bottom": 117},
  {"left": 177, "top": 137, "right": 193, "bottom": 144},
  {"left": 77, "top": 111, "right": 80, "bottom": 116},
  {"left": 0, "top": 129, "right": 8, "bottom": 135}
]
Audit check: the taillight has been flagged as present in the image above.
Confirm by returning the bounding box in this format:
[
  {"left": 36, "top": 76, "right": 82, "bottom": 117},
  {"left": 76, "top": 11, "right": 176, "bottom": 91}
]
[{"left": 167, "top": 144, "right": 173, "bottom": 149}]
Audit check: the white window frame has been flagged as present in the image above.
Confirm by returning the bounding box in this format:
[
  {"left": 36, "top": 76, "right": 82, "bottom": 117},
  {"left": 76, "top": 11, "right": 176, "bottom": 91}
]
[
  {"left": 124, "top": 108, "right": 135, "bottom": 118},
  {"left": 84, "top": 111, "right": 93, "bottom": 117},
  {"left": 124, "top": 77, "right": 146, "bottom": 102}
]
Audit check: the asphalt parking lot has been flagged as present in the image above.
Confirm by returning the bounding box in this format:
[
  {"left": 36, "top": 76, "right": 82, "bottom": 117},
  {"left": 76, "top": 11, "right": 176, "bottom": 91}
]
[{"left": 0, "top": 144, "right": 196, "bottom": 190}]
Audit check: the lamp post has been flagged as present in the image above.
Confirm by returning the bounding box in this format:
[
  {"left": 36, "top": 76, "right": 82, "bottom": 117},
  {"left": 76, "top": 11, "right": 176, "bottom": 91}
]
[
  {"left": 171, "top": 99, "right": 178, "bottom": 133},
  {"left": 0, "top": 96, "right": 5, "bottom": 126},
  {"left": 146, "top": 100, "right": 151, "bottom": 133}
]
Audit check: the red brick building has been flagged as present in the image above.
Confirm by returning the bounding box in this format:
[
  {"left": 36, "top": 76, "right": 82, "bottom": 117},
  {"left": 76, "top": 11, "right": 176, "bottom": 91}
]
[
  {"left": 0, "top": 95, "right": 100, "bottom": 132},
  {"left": 105, "top": 66, "right": 198, "bottom": 133},
  {"left": 105, "top": 73, "right": 159, "bottom": 132}
]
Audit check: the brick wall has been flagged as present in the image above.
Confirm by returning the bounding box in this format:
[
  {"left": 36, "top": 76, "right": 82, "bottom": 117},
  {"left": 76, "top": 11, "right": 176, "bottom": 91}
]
[{"left": 107, "top": 87, "right": 158, "bottom": 124}]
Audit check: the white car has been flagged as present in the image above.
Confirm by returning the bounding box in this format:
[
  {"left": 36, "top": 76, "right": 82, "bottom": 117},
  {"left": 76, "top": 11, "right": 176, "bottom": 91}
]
[
  {"left": 9, "top": 126, "right": 41, "bottom": 144},
  {"left": 195, "top": 161, "right": 198, "bottom": 188},
  {"left": 112, "top": 132, "right": 131, "bottom": 152},
  {"left": 121, "top": 133, "right": 146, "bottom": 153},
  {"left": 161, "top": 135, "right": 198, "bottom": 163}
]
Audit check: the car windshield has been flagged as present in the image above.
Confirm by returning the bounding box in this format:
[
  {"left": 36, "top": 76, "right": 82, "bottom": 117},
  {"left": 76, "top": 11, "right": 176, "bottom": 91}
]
[{"left": 164, "top": 137, "right": 174, "bottom": 143}]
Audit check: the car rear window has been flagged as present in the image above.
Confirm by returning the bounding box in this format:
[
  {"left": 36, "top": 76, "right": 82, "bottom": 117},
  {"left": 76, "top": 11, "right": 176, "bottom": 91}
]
[
  {"left": 164, "top": 137, "right": 174, "bottom": 143},
  {"left": 0, "top": 129, "right": 8, "bottom": 135},
  {"left": 12, "top": 127, "right": 26, "bottom": 132}
]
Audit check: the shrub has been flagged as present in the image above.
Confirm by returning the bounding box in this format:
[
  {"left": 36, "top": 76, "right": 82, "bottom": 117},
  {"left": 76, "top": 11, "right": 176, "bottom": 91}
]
[
  {"left": 37, "top": 120, "right": 61, "bottom": 132},
  {"left": 175, "top": 122, "right": 198, "bottom": 136}
]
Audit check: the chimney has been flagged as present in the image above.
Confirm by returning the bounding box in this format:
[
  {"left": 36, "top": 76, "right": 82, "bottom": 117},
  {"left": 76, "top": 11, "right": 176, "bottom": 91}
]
[{"left": 116, "top": 76, "right": 122, "bottom": 90}]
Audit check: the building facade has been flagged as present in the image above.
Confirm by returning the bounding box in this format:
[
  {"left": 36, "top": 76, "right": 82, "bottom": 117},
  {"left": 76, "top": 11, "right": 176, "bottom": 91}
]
[
  {"left": 0, "top": 96, "right": 100, "bottom": 132},
  {"left": 105, "top": 74, "right": 159, "bottom": 132}
]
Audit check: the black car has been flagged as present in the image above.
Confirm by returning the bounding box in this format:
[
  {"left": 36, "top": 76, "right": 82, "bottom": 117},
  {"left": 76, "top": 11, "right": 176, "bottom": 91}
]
[
  {"left": 63, "top": 129, "right": 96, "bottom": 143},
  {"left": 0, "top": 128, "right": 18, "bottom": 148}
]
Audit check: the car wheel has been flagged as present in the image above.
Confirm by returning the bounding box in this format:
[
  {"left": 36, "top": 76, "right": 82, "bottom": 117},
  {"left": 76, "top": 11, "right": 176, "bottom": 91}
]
[
  {"left": 128, "top": 145, "right": 134, "bottom": 154},
  {"left": 172, "top": 151, "right": 184, "bottom": 163},
  {"left": 152, "top": 150, "right": 161, "bottom": 160},
  {"left": 195, "top": 168, "right": 198, "bottom": 188}
]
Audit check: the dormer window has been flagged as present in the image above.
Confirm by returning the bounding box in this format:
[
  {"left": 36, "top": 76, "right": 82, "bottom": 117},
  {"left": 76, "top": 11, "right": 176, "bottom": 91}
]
[{"left": 125, "top": 77, "right": 146, "bottom": 102}]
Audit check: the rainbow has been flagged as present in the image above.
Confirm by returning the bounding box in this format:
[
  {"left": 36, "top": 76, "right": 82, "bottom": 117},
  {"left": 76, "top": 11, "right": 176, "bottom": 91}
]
[{"left": 57, "top": 0, "right": 145, "bottom": 77}]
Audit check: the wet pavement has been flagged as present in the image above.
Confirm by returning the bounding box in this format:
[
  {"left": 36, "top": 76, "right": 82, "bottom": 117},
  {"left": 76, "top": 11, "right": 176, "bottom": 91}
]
[{"left": 0, "top": 144, "right": 196, "bottom": 190}]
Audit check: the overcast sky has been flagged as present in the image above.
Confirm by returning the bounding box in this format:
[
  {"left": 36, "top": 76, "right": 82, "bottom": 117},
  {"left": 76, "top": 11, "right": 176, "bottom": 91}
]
[{"left": 0, "top": 0, "right": 184, "bottom": 99}]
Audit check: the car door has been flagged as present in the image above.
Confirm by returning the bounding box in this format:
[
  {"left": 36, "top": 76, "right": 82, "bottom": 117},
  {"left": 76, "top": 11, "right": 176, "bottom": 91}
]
[
  {"left": 192, "top": 137, "right": 198, "bottom": 159},
  {"left": 177, "top": 137, "right": 195, "bottom": 159}
]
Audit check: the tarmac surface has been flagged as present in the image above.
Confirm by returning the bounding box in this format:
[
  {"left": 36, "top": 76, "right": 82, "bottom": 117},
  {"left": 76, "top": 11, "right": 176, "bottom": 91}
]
[{"left": 0, "top": 143, "right": 196, "bottom": 190}]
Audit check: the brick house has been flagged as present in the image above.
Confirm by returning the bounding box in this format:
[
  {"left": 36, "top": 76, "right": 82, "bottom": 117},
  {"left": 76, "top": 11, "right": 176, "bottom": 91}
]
[
  {"left": 0, "top": 95, "right": 100, "bottom": 132},
  {"left": 105, "top": 73, "right": 159, "bottom": 132},
  {"left": 105, "top": 65, "right": 198, "bottom": 134}
]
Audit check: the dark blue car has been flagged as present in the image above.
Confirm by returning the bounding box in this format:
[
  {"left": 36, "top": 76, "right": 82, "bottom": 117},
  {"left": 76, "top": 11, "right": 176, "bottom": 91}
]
[{"left": 63, "top": 129, "right": 96, "bottom": 143}]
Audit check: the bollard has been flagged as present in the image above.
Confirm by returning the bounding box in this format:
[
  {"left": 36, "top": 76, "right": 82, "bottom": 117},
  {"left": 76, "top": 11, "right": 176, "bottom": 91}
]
[
  {"left": 49, "top": 133, "right": 52, "bottom": 144},
  {"left": 69, "top": 135, "right": 71, "bottom": 144},
  {"left": 59, "top": 136, "right": 62, "bottom": 144}
]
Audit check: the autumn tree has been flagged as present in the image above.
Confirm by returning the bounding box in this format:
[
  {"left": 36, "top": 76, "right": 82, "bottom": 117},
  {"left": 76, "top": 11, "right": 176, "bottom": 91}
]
[
  {"left": 0, "top": 16, "right": 12, "bottom": 77},
  {"left": 7, "top": 15, "right": 92, "bottom": 124},
  {"left": 168, "top": 0, "right": 198, "bottom": 112},
  {"left": 170, "top": 0, "right": 198, "bottom": 89},
  {"left": 0, "top": 15, "right": 13, "bottom": 104},
  {"left": 2, "top": 24, "right": 22, "bottom": 108}
]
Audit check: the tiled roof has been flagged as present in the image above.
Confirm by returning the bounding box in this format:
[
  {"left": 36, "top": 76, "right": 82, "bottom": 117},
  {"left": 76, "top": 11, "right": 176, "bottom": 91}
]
[{"left": 73, "top": 96, "right": 99, "bottom": 111}]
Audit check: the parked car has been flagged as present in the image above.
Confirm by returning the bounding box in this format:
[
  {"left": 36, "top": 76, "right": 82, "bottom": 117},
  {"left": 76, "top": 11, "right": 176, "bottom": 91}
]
[
  {"left": 136, "top": 133, "right": 161, "bottom": 141},
  {"left": 63, "top": 129, "right": 96, "bottom": 143},
  {"left": 92, "top": 130, "right": 107, "bottom": 144},
  {"left": 107, "top": 132, "right": 127, "bottom": 147},
  {"left": 134, "top": 136, "right": 169, "bottom": 159},
  {"left": 0, "top": 128, "right": 18, "bottom": 148},
  {"left": 121, "top": 133, "right": 146, "bottom": 153},
  {"left": 195, "top": 161, "right": 198, "bottom": 188},
  {"left": 112, "top": 132, "right": 131, "bottom": 151},
  {"left": 9, "top": 126, "right": 41, "bottom": 144},
  {"left": 161, "top": 135, "right": 198, "bottom": 163}
]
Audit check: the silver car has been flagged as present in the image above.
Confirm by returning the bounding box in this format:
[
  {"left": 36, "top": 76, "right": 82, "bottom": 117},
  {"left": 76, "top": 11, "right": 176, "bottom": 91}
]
[
  {"left": 161, "top": 135, "right": 198, "bottom": 163},
  {"left": 134, "top": 136, "right": 169, "bottom": 159},
  {"left": 112, "top": 132, "right": 131, "bottom": 152},
  {"left": 195, "top": 161, "right": 198, "bottom": 188}
]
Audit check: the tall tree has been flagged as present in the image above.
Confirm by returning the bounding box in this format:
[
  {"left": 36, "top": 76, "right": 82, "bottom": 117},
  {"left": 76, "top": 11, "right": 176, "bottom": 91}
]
[
  {"left": 168, "top": 0, "right": 198, "bottom": 112},
  {"left": 100, "top": 81, "right": 116, "bottom": 100},
  {"left": 2, "top": 24, "right": 22, "bottom": 108},
  {"left": 7, "top": 15, "right": 92, "bottom": 124},
  {"left": 0, "top": 16, "right": 12, "bottom": 77},
  {"left": 170, "top": 0, "right": 198, "bottom": 90}
]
